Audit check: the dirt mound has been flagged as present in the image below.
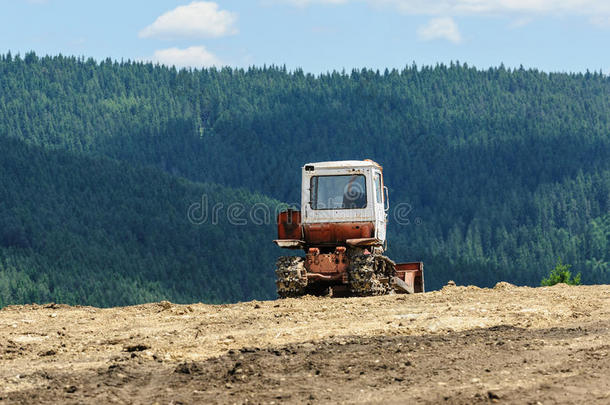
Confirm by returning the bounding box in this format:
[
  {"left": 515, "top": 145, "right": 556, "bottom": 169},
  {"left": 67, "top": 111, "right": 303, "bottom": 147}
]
[
  {"left": 493, "top": 281, "right": 517, "bottom": 290},
  {"left": 1, "top": 284, "right": 609, "bottom": 403}
]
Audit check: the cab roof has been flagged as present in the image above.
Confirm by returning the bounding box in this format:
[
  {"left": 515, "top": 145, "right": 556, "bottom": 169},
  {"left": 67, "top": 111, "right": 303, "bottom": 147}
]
[{"left": 303, "top": 160, "right": 382, "bottom": 170}]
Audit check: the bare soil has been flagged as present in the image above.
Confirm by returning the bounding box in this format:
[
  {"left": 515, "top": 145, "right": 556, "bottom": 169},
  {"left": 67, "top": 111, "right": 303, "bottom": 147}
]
[{"left": 0, "top": 283, "right": 609, "bottom": 404}]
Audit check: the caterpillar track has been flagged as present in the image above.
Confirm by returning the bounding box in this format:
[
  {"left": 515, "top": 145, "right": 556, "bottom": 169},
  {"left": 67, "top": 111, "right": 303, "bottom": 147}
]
[
  {"left": 348, "top": 253, "right": 397, "bottom": 296},
  {"left": 276, "top": 251, "right": 403, "bottom": 298},
  {"left": 275, "top": 256, "right": 307, "bottom": 298}
]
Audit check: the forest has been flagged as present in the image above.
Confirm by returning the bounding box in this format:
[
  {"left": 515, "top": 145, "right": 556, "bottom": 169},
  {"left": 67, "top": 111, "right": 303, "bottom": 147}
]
[{"left": 0, "top": 52, "right": 608, "bottom": 306}]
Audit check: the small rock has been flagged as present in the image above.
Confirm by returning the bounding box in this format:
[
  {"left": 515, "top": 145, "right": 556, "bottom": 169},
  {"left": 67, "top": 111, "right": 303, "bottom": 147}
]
[
  {"left": 175, "top": 362, "right": 201, "bottom": 374},
  {"left": 159, "top": 300, "right": 172, "bottom": 310},
  {"left": 487, "top": 391, "right": 501, "bottom": 400},
  {"left": 65, "top": 385, "right": 77, "bottom": 393},
  {"left": 447, "top": 280, "right": 456, "bottom": 286},
  {"left": 39, "top": 349, "right": 57, "bottom": 357},
  {"left": 124, "top": 344, "right": 150, "bottom": 352}
]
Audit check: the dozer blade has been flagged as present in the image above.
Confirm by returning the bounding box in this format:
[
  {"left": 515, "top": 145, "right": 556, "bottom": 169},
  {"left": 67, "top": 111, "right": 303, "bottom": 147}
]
[
  {"left": 394, "top": 262, "right": 425, "bottom": 294},
  {"left": 391, "top": 276, "right": 414, "bottom": 294}
]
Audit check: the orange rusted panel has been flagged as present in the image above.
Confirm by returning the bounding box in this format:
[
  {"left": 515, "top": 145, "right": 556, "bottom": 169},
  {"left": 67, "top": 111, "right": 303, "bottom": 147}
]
[
  {"left": 305, "top": 248, "right": 349, "bottom": 275},
  {"left": 396, "top": 262, "right": 422, "bottom": 272},
  {"left": 303, "top": 222, "right": 374, "bottom": 245},
  {"left": 277, "top": 209, "right": 302, "bottom": 240}
]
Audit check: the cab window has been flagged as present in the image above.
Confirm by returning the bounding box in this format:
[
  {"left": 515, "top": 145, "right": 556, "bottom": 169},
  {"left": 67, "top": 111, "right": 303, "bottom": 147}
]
[
  {"left": 310, "top": 175, "right": 367, "bottom": 210},
  {"left": 374, "top": 173, "right": 382, "bottom": 203}
]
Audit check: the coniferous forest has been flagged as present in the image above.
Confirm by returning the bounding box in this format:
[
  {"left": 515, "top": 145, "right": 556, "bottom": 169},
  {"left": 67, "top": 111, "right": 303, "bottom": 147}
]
[{"left": 0, "top": 52, "right": 608, "bottom": 307}]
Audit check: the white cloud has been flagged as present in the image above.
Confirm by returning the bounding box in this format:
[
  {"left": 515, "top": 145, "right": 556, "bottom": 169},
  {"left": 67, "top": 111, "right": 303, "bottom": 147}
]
[
  {"left": 375, "top": 0, "right": 610, "bottom": 15},
  {"left": 590, "top": 15, "right": 610, "bottom": 27},
  {"left": 139, "top": 1, "right": 237, "bottom": 40},
  {"left": 275, "top": 0, "right": 610, "bottom": 19},
  {"left": 417, "top": 17, "right": 462, "bottom": 43},
  {"left": 267, "top": 0, "right": 348, "bottom": 5},
  {"left": 150, "top": 46, "right": 223, "bottom": 68},
  {"left": 509, "top": 16, "right": 534, "bottom": 28}
]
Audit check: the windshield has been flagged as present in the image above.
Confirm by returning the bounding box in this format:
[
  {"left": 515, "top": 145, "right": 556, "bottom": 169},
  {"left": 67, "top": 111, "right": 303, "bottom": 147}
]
[{"left": 310, "top": 175, "right": 367, "bottom": 210}]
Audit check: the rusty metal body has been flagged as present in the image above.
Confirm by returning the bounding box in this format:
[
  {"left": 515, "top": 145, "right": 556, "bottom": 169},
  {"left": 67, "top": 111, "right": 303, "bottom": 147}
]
[
  {"left": 274, "top": 160, "right": 424, "bottom": 297},
  {"left": 303, "top": 222, "right": 375, "bottom": 245},
  {"left": 395, "top": 262, "right": 425, "bottom": 294}
]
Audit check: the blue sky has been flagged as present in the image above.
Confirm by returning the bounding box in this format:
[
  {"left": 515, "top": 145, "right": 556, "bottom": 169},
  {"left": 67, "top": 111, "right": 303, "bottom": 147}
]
[{"left": 2, "top": 0, "right": 610, "bottom": 73}]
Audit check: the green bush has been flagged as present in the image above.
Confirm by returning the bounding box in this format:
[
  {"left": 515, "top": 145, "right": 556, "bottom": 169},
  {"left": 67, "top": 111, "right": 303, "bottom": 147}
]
[{"left": 541, "top": 259, "right": 582, "bottom": 286}]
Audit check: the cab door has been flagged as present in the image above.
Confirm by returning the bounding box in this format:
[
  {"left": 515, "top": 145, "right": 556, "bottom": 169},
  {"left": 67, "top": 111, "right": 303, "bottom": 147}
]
[{"left": 373, "top": 170, "right": 387, "bottom": 242}]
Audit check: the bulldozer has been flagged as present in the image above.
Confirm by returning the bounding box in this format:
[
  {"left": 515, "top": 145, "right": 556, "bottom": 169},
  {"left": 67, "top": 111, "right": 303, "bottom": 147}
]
[{"left": 274, "top": 160, "right": 424, "bottom": 298}]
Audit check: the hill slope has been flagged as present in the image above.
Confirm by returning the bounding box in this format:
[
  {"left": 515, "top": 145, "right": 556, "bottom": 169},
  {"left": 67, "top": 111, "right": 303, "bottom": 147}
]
[
  {"left": 0, "top": 53, "right": 608, "bottom": 301},
  {"left": 0, "top": 136, "right": 280, "bottom": 307}
]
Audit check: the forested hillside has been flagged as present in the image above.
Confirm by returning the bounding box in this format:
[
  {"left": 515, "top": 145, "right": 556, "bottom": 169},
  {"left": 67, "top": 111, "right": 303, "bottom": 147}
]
[
  {"left": 0, "top": 136, "right": 279, "bottom": 307},
  {"left": 0, "top": 52, "right": 608, "bottom": 306}
]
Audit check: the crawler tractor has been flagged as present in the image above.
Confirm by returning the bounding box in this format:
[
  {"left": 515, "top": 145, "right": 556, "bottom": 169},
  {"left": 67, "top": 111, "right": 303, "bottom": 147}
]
[{"left": 274, "top": 160, "right": 424, "bottom": 297}]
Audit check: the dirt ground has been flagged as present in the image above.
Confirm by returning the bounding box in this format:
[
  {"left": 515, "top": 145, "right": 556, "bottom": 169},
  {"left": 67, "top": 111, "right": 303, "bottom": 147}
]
[{"left": 0, "top": 282, "right": 609, "bottom": 404}]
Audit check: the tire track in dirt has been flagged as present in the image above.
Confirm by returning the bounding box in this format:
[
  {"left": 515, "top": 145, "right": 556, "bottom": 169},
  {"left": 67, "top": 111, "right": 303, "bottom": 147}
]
[{"left": 3, "top": 321, "right": 609, "bottom": 404}]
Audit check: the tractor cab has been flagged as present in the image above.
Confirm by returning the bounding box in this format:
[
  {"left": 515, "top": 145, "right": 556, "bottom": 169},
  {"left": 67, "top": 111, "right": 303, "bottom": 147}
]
[{"left": 301, "top": 160, "right": 388, "bottom": 244}]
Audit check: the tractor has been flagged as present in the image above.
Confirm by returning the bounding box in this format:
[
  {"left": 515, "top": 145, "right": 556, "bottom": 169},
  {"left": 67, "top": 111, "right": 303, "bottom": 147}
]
[{"left": 274, "top": 160, "right": 424, "bottom": 297}]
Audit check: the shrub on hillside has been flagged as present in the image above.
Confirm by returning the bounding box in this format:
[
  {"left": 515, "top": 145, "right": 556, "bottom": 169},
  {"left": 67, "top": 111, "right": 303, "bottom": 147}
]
[{"left": 541, "top": 259, "right": 581, "bottom": 286}]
